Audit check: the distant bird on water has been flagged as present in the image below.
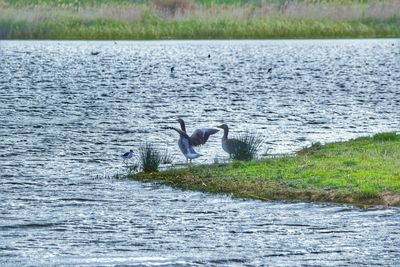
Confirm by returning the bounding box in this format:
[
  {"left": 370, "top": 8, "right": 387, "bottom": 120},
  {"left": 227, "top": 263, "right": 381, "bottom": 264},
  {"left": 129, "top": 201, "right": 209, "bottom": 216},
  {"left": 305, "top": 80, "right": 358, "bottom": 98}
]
[
  {"left": 208, "top": 54, "right": 211, "bottom": 58},
  {"left": 122, "top": 149, "right": 133, "bottom": 163},
  {"left": 216, "top": 124, "right": 247, "bottom": 158},
  {"left": 167, "top": 126, "right": 202, "bottom": 163},
  {"left": 91, "top": 51, "right": 100, "bottom": 56},
  {"left": 176, "top": 118, "right": 219, "bottom": 147},
  {"left": 267, "top": 68, "right": 272, "bottom": 73},
  {"left": 170, "top": 66, "right": 175, "bottom": 73}
]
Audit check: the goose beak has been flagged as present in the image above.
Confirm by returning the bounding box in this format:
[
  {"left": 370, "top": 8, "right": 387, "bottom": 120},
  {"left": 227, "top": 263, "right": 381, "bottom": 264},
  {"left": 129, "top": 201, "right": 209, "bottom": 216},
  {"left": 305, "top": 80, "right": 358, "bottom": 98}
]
[{"left": 216, "top": 125, "right": 223, "bottom": 129}]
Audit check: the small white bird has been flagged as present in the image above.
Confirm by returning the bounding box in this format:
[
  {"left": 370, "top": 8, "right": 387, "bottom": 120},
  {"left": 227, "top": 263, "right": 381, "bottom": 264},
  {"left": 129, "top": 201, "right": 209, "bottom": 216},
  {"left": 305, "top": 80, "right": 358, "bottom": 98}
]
[{"left": 122, "top": 149, "right": 133, "bottom": 163}]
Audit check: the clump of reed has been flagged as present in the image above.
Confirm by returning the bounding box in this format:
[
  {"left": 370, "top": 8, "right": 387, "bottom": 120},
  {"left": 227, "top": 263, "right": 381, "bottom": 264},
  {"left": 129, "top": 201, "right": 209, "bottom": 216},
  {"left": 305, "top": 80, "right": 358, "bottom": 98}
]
[
  {"left": 231, "top": 133, "right": 264, "bottom": 161},
  {"left": 373, "top": 132, "right": 399, "bottom": 142},
  {"left": 137, "top": 143, "right": 173, "bottom": 173}
]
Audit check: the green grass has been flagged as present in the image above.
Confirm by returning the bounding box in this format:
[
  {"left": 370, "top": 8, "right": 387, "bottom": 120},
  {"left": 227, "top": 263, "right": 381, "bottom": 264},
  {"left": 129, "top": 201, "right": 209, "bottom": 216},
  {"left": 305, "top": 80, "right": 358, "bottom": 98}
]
[
  {"left": 1, "top": 0, "right": 400, "bottom": 39},
  {"left": 230, "top": 132, "right": 264, "bottom": 161},
  {"left": 137, "top": 143, "right": 172, "bottom": 173},
  {"left": 1, "top": 15, "right": 399, "bottom": 39},
  {"left": 2, "top": 0, "right": 384, "bottom": 7},
  {"left": 131, "top": 133, "right": 400, "bottom": 207}
]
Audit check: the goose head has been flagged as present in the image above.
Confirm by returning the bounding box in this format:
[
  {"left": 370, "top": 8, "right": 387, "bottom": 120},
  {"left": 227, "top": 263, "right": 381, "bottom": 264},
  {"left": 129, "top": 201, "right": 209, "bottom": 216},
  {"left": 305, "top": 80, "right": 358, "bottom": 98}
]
[
  {"left": 216, "top": 124, "right": 229, "bottom": 139},
  {"left": 216, "top": 124, "right": 229, "bottom": 131}
]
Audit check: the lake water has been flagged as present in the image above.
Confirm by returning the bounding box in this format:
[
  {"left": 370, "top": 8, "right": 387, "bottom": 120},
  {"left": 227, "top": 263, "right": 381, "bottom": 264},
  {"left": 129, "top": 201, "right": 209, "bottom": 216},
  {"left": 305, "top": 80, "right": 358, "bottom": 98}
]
[{"left": 1, "top": 40, "right": 399, "bottom": 266}]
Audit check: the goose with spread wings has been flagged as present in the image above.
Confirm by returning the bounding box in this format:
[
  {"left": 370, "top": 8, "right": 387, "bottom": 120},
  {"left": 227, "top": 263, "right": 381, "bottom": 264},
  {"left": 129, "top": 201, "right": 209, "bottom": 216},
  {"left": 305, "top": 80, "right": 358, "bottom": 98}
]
[
  {"left": 167, "top": 127, "right": 202, "bottom": 163},
  {"left": 176, "top": 118, "right": 219, "bottom": 146}
]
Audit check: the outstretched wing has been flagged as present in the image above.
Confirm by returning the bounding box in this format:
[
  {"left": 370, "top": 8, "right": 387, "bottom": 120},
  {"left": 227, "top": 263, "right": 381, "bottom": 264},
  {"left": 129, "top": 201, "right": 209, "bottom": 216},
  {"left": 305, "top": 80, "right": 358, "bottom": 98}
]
[
  {"left": 190, "top": 128, "right": 219, "bottom": 146},
  {"left": 167, "top": 127, "right": 191, "bottom": 141}
]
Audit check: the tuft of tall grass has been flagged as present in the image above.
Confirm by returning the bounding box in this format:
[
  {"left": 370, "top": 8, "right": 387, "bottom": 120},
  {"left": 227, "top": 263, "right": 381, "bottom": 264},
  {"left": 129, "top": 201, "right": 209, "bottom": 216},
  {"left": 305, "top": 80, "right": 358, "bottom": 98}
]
[
  {"left": 137, "top": 143, "right": 173, "bottom": 173},
  {"left": 373, "top": 132, "right": 399, "bottom": 142},
  {"left": 231, "top": 133, "right": 264, "bottom": 161}
]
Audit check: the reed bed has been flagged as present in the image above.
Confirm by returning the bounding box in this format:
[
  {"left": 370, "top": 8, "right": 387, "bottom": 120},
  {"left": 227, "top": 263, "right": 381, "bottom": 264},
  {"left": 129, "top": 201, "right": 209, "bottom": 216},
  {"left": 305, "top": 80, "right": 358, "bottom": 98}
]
[{"left": 1, "top": 0, "right": 399, "bottom": 39}]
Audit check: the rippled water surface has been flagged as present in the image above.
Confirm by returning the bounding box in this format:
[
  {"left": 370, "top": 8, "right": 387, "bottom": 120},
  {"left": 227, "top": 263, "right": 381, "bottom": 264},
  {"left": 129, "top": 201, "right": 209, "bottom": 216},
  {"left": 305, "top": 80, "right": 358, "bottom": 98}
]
[{"left": 1, "top": 40, "right": 400, "bottom": 266}]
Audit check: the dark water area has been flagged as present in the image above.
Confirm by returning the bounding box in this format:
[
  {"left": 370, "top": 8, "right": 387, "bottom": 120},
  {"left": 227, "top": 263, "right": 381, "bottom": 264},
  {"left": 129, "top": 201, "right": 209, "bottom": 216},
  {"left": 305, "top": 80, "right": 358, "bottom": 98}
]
[{"left": 1, "top": 40, "right": 400, "bottom": 266}]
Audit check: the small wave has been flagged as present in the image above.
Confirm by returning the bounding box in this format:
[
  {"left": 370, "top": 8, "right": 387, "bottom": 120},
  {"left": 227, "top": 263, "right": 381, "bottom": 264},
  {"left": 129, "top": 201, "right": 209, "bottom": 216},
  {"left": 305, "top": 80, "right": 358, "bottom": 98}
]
[{"left": 0, "top": 222, "right": 62, "bottom": 230}]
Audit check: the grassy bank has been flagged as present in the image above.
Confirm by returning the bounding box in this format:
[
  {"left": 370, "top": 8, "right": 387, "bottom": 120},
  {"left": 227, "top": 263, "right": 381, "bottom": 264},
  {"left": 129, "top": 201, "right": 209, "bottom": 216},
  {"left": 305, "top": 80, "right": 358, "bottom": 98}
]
[
  {"left": 1, "top": 0, "right": 400, "bottom": 39},
  {"left": 131, "top": 133, "right": 400, "bottom": 207}
]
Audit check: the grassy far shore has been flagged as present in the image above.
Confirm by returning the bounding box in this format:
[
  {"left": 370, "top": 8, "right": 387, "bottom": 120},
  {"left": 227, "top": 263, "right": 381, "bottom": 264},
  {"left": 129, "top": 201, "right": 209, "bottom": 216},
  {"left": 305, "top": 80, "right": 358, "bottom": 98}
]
[
  {"left": 130, "top": 133, "right": 400, "bottom": 207},
  {"left": 1, "top": 0, "right": 400, "bottom": 39}
]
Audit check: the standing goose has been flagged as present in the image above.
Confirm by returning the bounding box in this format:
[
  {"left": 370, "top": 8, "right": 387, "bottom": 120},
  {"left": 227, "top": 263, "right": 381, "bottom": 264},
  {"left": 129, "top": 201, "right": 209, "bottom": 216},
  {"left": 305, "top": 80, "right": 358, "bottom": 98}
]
[
  {"left": 216, "top": 124, "right": 248, "bottom": 158},
  {"left": 167, "top": 127, "right": 202, "bottom": 163},
  {"left": 177, "top": 118, "right": 219, "bottom": 146}
]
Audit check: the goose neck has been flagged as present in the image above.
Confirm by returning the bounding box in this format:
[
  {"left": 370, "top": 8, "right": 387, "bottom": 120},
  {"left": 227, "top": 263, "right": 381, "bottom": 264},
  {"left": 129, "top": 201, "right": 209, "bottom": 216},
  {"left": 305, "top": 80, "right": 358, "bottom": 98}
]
[
  {"left": 179, "top": 120, "right": 186, "bottom": 133},
  {"left": 222, "top": 127, "right": 229, "bottom": 139}
]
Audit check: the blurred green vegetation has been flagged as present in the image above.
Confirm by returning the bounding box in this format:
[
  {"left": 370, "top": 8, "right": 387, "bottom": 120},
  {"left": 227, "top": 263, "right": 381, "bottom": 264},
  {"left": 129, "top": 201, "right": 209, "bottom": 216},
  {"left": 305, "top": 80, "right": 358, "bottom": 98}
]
[
  {"left": 2, "top": 0, "right": 382, "bottom": 7},
  {"left": 1, "top": 0, "right": 399, "bottom": 39}
]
